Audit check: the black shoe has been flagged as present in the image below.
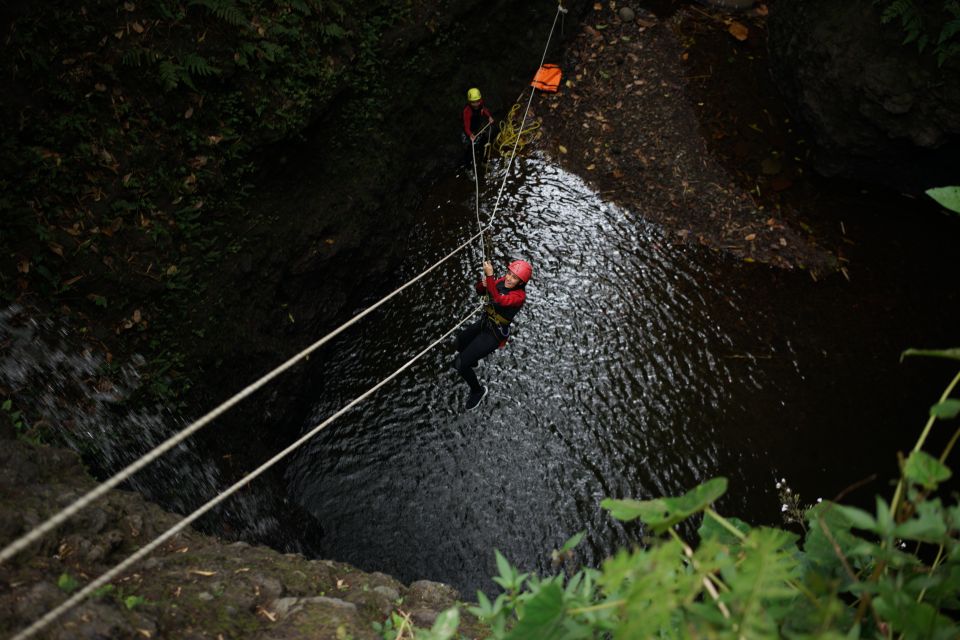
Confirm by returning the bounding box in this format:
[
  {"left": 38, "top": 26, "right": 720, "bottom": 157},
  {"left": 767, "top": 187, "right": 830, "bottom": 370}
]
[{"left": 465, "top": 386, "right": 487, "bottom": 411}]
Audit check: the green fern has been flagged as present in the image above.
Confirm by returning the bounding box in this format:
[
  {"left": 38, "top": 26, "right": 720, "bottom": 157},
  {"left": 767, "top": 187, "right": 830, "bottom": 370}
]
[
  {"left": 325, "top": 0, "right": 346, "bottom": 20},
  {"left": 938, "top": 41, "right": 960, "bottom": 65},
  {"left": 258, "top": 41, "right": 286, "bottom": 63},
  {"left": 234, "top": 41, "right": 257, "bottom": 67},
  {"left": 121, "top": 48, "right": 158, "bottom": 68},
  {"left": 190, "top": 0, "right": 248, "bottom": 27},
  {"left": 724, "top": 528, "right": 802, "bottom": 638},
  {"left": 181, "top": 53, "right": 220, "bottom": 77},
  {"left": 880, "top": 0, "right": 913, "bottom": 23},
  {"left": 880, "top": 0, "right": 926, "bottom": 49},
  {"left": 319, "top": 23, "right": 346, "bottom": 41},
  {"left": 158, "top": 59, "right": 181, "bottom": 91},
  {"left": 876, "top": 0, "right": 960, "bottom": 62},
  {"left": 939, "top": 6, "right": 960, "bottom": 44},
  {"left": 286, "top": 0, "right": 312, "bottom": 15},
  {"left": 157, "top": 54, "right": 218, "bottom": 92}
]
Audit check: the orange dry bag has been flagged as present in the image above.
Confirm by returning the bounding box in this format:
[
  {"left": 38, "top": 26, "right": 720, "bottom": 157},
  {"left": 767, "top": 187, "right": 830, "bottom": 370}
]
[{"left": 531, "top": 64, "right": 562, "bottom": 92}]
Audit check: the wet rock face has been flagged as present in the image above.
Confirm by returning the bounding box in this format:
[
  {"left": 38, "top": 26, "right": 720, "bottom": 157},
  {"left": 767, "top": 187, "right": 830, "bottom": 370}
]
[
  {"left": 768, "top": 0, "right": 960, "bottom": 190},
  {"left": 0, "top": 438, "right": 486, "bottom": 639}
]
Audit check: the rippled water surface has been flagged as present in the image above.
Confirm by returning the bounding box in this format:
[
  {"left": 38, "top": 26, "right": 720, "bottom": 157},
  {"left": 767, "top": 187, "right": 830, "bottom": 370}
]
[{"left": 286, "top": 157, "right": 956, "bottom": 596}]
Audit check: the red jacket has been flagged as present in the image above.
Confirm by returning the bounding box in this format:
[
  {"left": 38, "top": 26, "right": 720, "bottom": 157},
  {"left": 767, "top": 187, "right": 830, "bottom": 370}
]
[
  {"left": 463, "top": 101, "right": 494, "bottom": 137},
  {"left": 475, "top": 276, "right": 525, "bottom": 322}
]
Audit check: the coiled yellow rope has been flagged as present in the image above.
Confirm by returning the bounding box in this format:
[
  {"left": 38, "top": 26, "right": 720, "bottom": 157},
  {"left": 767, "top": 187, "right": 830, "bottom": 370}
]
[{"left": 495, "top": 102, "right": 542, "bottom": 158}]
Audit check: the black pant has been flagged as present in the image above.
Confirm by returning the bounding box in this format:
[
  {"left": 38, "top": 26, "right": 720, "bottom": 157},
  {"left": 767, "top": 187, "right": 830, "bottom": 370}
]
[{"left": 453, "top": 319, "right": 500, "bottom": 392}]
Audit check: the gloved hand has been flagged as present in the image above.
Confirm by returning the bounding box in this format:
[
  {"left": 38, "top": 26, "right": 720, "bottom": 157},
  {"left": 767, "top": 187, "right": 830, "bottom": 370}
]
[{"left": 474, "top": 280, "right": 486, "bottom": 295}]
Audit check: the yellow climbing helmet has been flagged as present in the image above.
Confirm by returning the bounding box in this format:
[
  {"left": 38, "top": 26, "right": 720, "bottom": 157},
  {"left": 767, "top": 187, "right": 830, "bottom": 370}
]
[{"left": 467, "top": 87, "right": 482, "bottom": 102}]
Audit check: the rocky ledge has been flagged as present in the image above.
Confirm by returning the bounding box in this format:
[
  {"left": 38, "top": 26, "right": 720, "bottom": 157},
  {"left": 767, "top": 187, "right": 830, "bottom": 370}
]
[{"left": 0, "top": 436, "right": 486, "bottom": 639}]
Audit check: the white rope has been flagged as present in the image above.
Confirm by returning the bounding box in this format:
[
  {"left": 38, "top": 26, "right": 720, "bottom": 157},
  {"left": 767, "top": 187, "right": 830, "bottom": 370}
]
[
  {"left": 471, "top": 128, "right": 488, "bottom": 265},
  {"left": 471, "top": 119, "right": 492, "bottom": 141},
  {"left": 11, "top": 306, "right": 482, "bottom": 640},
  {"left": 0, "top": 226, "right": 491, "bottom": 566},
  {"left": 467, "top": 2, "right": 564, "bottom": 276},
  {"left": 489, "top": 4, "right": 564, "bottom": 227}
]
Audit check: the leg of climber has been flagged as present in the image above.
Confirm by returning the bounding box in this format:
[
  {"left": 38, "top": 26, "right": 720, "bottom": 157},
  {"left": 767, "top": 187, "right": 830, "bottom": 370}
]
[{"left": 453, "top": 320, "right": 499, "bottom": 410}]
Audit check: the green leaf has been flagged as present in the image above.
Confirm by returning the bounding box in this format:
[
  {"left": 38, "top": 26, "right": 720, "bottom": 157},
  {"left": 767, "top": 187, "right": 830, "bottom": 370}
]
[
  {"left": 930, "top": 399, "right": 960, "bottom": 419},
  {"left": 875, "top": 496, "right": 895, "bottom": 538},
  {"left": 904, "top": 450, "right": 952, "bottom": 490},
  {"left": 719, "top": 528, "right": 800, "bottom": 637},
  {"left": 428, "top": 607, "right": 460, "bottom": 640},
  {"left": 1, "top": 399, "right": 11, "bottom": 411},
  {"left": 92, "top": 584, "right": 116, "bottom": 599},
  {"left": 602, "top": 478, "right": 727, "bottom": 533},
  {"left": 561, "top": 531, "right": 585, "bottom": 553},
  {"left": 698, "top": 513, "right": 751, "bottom": 545},
  {"left": 123, "top": 595, "right": 145, "bottom": 609},
  {"left": 600, "top": 498, "right": 661, "bottom": 523},
  {"left": 803, "top": 502, "right": 871, "bottom": 581},
  {"left": 900, "top": 348, "right": 960, "bottom": 362},
  {"left": 926, "top": 186, "right": 960, "bottom": 214},
  {"left": 319, "top": 23, "right": 346, "bottom": 40},
  {"left": 494, "top": 549, "right": 512, "bottom": 583},
  {"left": 831, "top": 505, "right": 878, "bottom": 533},
  {"left": 158, "top": 60, "right": 180, "bottom": 91},
  {"left": 492, "top": 549, "right": 527, "bottom": 593},
  {"left": 504, "top": 582, "right": 565, "bottom": 640},
  {"left": 57, "top": 573, "right": 79, "bottom": 594},
  {"left": 894, "top": 499, "right": 949, "bottom": 544},
  {"left": 469, "top": 590, "right": 493, "bottom": 619},
  {"left": 846, "top": 538, "right": 921, "bottom": 569},
  {"left": 874, "top": 581, "right": 960, "bottom": 639}
]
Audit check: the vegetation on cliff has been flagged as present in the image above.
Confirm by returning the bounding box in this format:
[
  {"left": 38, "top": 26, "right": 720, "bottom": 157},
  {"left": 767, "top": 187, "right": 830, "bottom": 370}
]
[
  {"left": 875, "top": 0, "right": 960, "bottom": 66},
  {"left": 0, "top": 0, "right": 435, "bottom": 408},
  {"left": 0, "top": 431, "right": 490, "bottom": 639}
]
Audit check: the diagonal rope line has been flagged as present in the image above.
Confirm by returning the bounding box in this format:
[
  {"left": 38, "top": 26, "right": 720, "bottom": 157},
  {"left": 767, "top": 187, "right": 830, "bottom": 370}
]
[
  {"left": 489, "top": 3, "right": 564, "bottom": 227},
  {"left": 11, "top": 306, "right": 482, "bottom": 640},
  {"left": 0, "top": 226, "right": 490, "bottom": 566},
  {"left": 471, "top": 128, "right": 489, "bottom": 265}
]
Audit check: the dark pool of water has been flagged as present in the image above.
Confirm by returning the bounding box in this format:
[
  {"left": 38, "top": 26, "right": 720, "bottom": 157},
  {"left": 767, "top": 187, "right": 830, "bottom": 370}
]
[{"left": 284, "top": 156, "right": 959, "bottom": 597}]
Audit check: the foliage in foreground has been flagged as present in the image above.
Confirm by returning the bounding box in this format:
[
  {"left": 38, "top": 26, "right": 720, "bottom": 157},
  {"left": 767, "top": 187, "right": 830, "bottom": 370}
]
[{"left": 381, "top": 348, "right": 960, "bottom": 639}]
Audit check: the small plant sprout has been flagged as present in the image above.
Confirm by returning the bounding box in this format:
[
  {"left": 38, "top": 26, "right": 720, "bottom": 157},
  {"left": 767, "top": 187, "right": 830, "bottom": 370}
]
[{"left": 775, "top": 475, "right": 810, "bottom": 529}]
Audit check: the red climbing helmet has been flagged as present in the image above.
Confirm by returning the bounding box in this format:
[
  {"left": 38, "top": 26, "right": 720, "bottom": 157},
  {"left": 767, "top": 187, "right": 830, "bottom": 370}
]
[{"left": 507, "top": 259, "right": 532, "bottom": 283}]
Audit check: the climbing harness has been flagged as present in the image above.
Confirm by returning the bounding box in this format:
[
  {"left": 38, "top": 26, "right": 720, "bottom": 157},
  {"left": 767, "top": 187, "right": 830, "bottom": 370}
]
[
  {"left": 484, "top": 304, "right": 512, "bottom": 345},
  {"left": 483, "top": 305, "right": 511, "bottom": 327}
]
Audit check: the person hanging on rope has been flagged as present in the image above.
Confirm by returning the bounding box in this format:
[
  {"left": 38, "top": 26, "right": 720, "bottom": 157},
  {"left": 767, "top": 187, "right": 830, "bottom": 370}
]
[
  {"left": 462, "top": 87, "right": 494, "bottom": 168},
  {"left": 453, "top": 258, "right": 532, "bottom": 411}
]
